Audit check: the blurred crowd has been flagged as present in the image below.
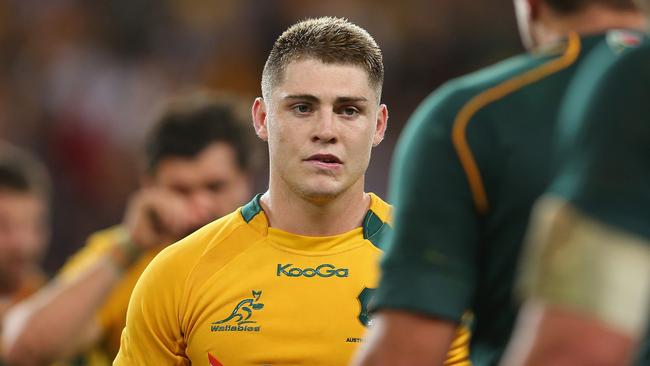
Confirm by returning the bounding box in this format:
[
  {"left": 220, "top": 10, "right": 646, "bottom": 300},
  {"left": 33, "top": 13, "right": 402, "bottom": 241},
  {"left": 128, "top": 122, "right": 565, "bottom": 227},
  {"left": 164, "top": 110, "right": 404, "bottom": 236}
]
[{"left": 0, "top": 0, "right": 520, "bottom": 273}]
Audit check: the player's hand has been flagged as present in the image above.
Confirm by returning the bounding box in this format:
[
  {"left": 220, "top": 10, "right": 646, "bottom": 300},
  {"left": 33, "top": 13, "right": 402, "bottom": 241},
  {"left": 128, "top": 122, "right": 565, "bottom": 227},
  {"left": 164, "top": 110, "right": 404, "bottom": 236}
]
[{"left": 122, "top": 187, "right": 208, "bottom": 250}]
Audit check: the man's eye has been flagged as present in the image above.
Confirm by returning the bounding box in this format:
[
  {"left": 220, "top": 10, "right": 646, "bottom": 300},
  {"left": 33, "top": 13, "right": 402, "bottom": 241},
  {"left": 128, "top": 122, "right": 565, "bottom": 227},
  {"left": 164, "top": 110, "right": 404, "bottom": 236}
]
[
  {"left": 293, "top": 104, "right": 311, "bottom": 114},
  {"left": 205, "top": 181, "right": 225, "bottom": 193},
  {"left": 171, "top": 186, "right": 191, "bottom": 196},
  {"left": 341, "top": 107, "right": 359, "bottom": 117}
]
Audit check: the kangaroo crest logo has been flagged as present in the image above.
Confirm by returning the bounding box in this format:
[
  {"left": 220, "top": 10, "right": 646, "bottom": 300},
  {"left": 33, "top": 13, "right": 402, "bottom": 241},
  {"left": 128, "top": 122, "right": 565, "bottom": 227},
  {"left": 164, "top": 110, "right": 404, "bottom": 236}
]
[
  {"left": 214, "top": 290, "right": 264, "bottom": 325},
  {"left": 357, "top": 287, "right": 377, "bottom": 327},
  {"left": 211, "top": 291, "right": 264, "bottom": 332}
]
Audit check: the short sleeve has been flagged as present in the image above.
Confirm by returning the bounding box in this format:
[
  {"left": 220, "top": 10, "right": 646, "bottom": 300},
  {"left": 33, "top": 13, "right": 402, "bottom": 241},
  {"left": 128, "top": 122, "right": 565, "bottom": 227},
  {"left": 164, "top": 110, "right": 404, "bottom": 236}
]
[
  {"left": 113, "top": 244, "right": 189, "bottom": 365},
  {"left": 373, "top": 89, "right": 481, "bottom": 322}
]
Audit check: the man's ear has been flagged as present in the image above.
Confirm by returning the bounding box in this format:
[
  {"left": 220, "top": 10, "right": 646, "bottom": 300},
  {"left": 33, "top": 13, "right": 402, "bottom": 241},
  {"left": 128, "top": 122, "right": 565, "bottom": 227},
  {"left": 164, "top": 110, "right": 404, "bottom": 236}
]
[
  {"left": 372, "top": 104, "right": 388, "bottom": 147},
  {"left": 252, "top": 97, "right": 269, "bottom": 141}
]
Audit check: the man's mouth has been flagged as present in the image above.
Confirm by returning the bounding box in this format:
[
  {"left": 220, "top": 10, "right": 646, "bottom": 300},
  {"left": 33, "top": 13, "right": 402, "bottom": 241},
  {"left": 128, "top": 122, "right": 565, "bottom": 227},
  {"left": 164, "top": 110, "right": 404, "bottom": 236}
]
[{"left": 304, "top": 154, "right": 343, "bottom": 168}]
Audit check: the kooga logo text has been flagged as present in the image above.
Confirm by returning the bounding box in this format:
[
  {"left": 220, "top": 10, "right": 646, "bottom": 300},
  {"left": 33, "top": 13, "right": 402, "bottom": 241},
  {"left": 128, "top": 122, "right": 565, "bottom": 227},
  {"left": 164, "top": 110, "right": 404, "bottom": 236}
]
[{"left": 277, "top": 264, "right": 349, "bottom": 278}]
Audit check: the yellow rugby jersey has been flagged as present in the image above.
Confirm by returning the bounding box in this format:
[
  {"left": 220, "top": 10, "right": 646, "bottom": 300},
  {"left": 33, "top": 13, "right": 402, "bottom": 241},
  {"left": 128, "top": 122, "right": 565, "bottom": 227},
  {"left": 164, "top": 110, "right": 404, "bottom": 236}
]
[
  {"left": 58, "top": 227, "right": 161, "bottom": 363},
  {"left": 115, "top": 193, "right": 470, "bottom": 366}
]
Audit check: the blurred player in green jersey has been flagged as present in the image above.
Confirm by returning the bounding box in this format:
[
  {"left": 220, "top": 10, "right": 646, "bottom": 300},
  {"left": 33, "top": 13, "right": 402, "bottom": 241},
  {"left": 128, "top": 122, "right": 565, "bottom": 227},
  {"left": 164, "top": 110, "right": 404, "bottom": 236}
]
[
  {"left": 504, "top": 0, "right": 650, "bottom": 364},
  {"left": 353, "top": 1, "right": 646, "bottom": 366}
]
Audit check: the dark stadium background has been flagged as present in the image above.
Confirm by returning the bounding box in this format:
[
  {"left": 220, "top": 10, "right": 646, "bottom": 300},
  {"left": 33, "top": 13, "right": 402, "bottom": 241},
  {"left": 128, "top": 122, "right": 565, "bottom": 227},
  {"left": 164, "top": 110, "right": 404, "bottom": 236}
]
[{"left": 0, "top": 0, "right": 522, "bottom": 274}]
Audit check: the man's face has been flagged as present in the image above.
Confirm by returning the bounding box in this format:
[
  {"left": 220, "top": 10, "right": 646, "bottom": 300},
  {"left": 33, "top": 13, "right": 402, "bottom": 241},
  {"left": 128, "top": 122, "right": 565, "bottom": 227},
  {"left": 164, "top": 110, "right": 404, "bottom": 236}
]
[
  {"left": 0, "top": 190, "right": 48, "bottom": 294},
  {"left": 253, "top": 58, "right": 387, "bottom": 203},
  {"left": 150, "top": 142, "right": 250, "bottom": 230}
]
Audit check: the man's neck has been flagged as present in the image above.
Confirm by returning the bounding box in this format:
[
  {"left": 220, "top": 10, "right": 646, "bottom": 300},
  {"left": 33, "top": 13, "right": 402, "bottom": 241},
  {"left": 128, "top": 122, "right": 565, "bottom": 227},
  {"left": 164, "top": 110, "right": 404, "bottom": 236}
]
[
  {"left": 260, "top": 180, "right": 371, "bottom": 237},
  {"left": 535, "top": 6, "right": 646, "bottom": 46}
]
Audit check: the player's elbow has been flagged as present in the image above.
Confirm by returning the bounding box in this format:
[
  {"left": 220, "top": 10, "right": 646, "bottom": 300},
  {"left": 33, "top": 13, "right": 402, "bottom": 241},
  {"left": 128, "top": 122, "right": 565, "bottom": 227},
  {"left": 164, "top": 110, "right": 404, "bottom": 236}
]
[
  {"left": 3, "top": 341, "right": 39, "bottom": 366},
  {"left": 522, "top": 336, "right": 637, "bottom": 366},
  {"left": 3, "top": 328, "right": 50, "bottom": 366},
  {"left": 3, "top": 331, "right": 67, "bottom": 366},
  {"left": 523, "top": 349, "right": 633, "bottom": 366},
  {"left": 3, "top": 333, "right": 47, "bottom": 366},
  {"left": 2, "top": 308, "right": 60, "bottom": 366}
]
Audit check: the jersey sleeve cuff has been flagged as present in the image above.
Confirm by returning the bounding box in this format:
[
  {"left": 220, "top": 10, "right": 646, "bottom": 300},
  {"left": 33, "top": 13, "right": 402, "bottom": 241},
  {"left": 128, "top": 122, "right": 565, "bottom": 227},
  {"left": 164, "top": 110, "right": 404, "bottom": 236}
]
[{"left": 371, "top": 267, "right": 473, "bottom": 323}]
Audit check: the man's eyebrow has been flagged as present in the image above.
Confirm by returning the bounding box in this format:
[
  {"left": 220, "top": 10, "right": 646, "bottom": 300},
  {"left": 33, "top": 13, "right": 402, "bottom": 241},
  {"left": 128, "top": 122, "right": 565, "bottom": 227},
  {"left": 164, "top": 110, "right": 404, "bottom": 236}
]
[
  {"left": 281, "top": 95, "right": 369, "bottom": 104},
  {"left": 335, "top": 96, "right": 368, "bottom": 103},
  {"left": 282, "top": 94, "right": 319, "bottom": 102}
]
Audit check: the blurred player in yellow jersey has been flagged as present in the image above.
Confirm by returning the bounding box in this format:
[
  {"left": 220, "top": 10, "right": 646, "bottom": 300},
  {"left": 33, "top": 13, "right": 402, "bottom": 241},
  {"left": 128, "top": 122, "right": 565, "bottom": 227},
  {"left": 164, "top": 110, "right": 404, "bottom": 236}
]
[
  {"left": 0, "top": 144, "right": 50, "bottom": 359},
  {"left": 2, "top": 92, "right": 256, "bottom": 365},
  {"left": 114, "top": 17, "right": 469, "bottom": 365}
]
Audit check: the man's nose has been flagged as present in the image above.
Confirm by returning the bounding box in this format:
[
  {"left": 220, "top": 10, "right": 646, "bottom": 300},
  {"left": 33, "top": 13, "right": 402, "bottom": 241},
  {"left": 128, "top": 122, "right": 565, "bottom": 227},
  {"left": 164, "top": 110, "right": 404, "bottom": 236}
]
[{"left": 311, "top": 110, "right": 338, "bottom": 144}]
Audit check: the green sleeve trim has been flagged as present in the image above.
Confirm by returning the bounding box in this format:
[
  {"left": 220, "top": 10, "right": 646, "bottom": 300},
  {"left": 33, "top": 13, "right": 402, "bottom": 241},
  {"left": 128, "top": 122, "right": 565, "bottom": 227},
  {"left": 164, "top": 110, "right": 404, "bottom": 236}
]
[
  {"left": 362, "top": 210, "right": 392, "bottom": 249},
  {"left": 240, "top": 194, "right": 263, "bottom": 223}
]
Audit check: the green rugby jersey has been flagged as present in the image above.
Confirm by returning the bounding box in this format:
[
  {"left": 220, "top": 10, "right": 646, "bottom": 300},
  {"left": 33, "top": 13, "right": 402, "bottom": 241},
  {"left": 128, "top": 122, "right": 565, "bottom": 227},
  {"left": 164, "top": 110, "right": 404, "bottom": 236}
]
[
  {"left": 373, "top": 31, "right": 644, "bottom": 366},
  {"left": 549, "top": 37, "right": 650, "bottom": 366}
]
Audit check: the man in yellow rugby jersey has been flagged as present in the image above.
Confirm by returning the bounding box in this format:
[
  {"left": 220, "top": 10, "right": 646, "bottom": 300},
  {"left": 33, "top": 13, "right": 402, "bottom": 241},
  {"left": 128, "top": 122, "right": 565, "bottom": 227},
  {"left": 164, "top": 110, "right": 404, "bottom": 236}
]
[
  {"left": 115, "top": 17, "right": 469, "bottom": 366},
  {"left": 2, "top": 92, "right": 256, "bottom": 365}
]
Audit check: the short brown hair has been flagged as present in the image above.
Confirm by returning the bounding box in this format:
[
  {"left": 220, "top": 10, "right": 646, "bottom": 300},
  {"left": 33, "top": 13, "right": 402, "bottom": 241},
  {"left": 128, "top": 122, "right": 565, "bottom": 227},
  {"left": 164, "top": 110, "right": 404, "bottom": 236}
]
[
  {"left": 545, "top": 0, "right": 637, "bottom": 14},
  {"left": 261, "top": 17, "right": 384, "bottom": 101},
  {"left": 0, "top": 143, "right": 51, "bottom": 199},
  {"left": 145, "top": 90, "right": 259, "bottom": 174}
]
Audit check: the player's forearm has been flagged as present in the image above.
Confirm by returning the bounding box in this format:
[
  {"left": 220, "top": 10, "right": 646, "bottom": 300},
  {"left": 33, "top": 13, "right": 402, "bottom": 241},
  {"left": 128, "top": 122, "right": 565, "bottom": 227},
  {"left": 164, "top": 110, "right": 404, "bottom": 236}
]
[
  {"left": 506, "top": 200, "right": 650, "bottom": 366},
  {"left": 508, "top": 332, "right": 636, "bottom": 366},
  {"left": 352, "top": 310, "right": 457, "bottom": 366},
  {"left": 503, "top": 302, "right": 638, "bottom": 366},
  {"left": 516, "top": 349, "right": 636, "bottom": 366},
  {"left": 2, "top": 249, "right": 127, "bottom": 364}
]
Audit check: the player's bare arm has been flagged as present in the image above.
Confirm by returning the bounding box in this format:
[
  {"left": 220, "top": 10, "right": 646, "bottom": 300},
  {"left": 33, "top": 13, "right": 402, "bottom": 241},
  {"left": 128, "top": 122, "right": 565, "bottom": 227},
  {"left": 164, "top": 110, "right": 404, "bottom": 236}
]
[
  {"left": 353, "top": 310, "right": 459, "bottom": 366},
  {"left": 2, "top": 186, "right": 199, "bottom": 365}
]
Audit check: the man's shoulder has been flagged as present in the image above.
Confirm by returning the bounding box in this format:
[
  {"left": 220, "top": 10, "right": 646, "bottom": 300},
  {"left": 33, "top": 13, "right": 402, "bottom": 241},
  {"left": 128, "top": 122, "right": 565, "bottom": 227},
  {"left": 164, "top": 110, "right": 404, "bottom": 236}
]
[
  {"left": 599, "top": 29, "right": 649, "bottom": 67},
  {"left": 561, "top": 36, "right": 649, "bottom": 129},
  {"left": 154, "top": 208, "right": 255, "bottom": 267},
  {"left": 367, "top": 193, "right": 391, "bottom": 224},
  {"left": 449, "top": 52, "right": 548, "bottom": 95},
  {"left": 365, "top": 193, "right": 392, "bottom": 250},
  {"left": 595, "top": 39, "right": 650, "bottom": 83},
  {"left": 413, "top": 51, "right": 561, "bottom": 130},
  {"left": 122, "top": 208, "right": 260, "bottom": 317},
  {"left": 144, "top": 204, "right": 268, "bottom": 296},
  {"left": 568, "top": 31, "right": 648, "bottom": 95}
]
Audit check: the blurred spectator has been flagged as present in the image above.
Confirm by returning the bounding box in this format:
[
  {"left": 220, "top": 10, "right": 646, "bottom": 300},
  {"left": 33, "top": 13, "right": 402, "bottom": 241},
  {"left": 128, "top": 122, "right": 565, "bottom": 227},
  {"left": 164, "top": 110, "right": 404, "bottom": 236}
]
[
  {"left": 0, "top": 142, "right": 50, "bottom": 347},
  {"left": 2, "top": 90, "right": 260, "bottom": 365}
]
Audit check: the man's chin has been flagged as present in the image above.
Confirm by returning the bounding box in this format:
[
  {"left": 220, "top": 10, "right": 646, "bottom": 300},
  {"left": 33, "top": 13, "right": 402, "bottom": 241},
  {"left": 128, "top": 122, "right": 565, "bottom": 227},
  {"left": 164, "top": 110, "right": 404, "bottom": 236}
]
[{"left": 297, "top": 186, "right": 344, "bottom": 205}]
